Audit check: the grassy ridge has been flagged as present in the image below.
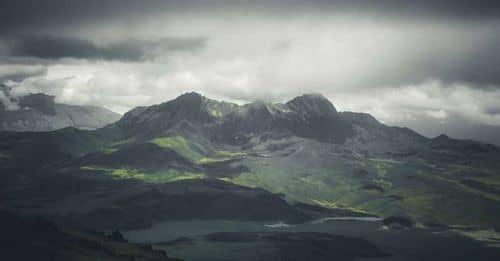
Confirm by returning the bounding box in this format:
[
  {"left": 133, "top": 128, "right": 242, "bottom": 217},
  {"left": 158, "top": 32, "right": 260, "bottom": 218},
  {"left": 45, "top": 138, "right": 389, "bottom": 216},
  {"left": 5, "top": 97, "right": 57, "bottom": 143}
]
[{"left": 81, "top": 166, "right": 206, "bottom": 183}]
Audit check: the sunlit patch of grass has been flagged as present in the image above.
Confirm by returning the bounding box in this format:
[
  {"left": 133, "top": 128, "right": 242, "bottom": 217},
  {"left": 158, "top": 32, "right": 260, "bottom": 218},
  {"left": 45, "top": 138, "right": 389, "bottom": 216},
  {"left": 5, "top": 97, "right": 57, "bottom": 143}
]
[
  {"left": 80, "top": 166, "right": 205, "bottom": 183},
  {"left": 312, "top": 199, "right": 372, "bottom": 215},
  {"left": 225, "top": 168, "right": 358, "bottom": 208},
  {"left": 370, "top": 158, "right": 399, "bottom": 189},
  {"left": 210, "top": 109, "right": 223, "bottom": 118},
  {"left": 370, "top": 158, "right": 401, "bottom": 164},
  {"left": 150, "top": 136, "right": 247, "bottom": 164},
  {"left": 111, "top": 138, "right": 135, "bottom": 147},
  {"left": 215, "top": 150, "right": 246, "bottom": 157},
  {"left": 214, "top": 159, "right": 391, "bottom": 218},
  {"left": 469, "top": 176, "right": 500, "bottom": 188},
  {"left": 101, "top": 147, "right": 118, "bottom": 154},
  {"left": 228, "top": 172, "right": 269, "bottom": 188},
  {"left": 298, "top": 176, "right": 325, "bottom": 188},
  {"left": 398, "top": 193, "right": 442, "bottom": 221},
  {"left": 198, "top": 157, "right": 232, "bottom": 164},
  {"left": 150, "top": 136, "right": 204, "bottom": 161},
  {"left": 198, "top": 150, "right": 246, "bottom": 164},
  {"left": 312, "top": 199, "right": 341, "bottom": 209},
  {"left": 370, "top": 158, "right": 399, "bottom": 178},
  {"left": 81, "top": 166, "right": 110, "bottom": 172},
  {"left": 411, "top": 170, "right": 500, "bottom": 202},
  {"left": 153, "top": 170, "right": 206, "bottom": 182},
  {"left": 373, "top": 178, "right": 392, "bottom": 189},
  {"left": 388, "top": 172, "right": 500, "bottom": 226},
  {"left": 95, "top": 138, "right": 134, "bottom": 155},
  {"left": 226, "top": 172, "right": 287, "bottom": 195},
  {"left": 217, "top": 177, "right": 233, "bottom": 183},
  {"left": 110, "top": 168, "right": 146, "bottom": 179}
]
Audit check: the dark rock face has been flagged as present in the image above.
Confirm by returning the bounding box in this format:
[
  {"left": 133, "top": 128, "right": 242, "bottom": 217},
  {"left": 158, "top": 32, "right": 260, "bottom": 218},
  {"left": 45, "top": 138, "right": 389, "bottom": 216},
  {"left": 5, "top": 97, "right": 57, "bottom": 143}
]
[
  {"left": 285, "top": 94, "right": 353, "bottom": 143},
  {"left": 109, "top": 229, "right": 128, "bottom": 242},
  {"left": 383, "top": 216, "right": 414, "bottom": 228},
  {"left": 116, "top": 92, "right": 215, "bottom": 139},
  {"left": 286, "top": 93, "right": 338, "bottom": 117}
]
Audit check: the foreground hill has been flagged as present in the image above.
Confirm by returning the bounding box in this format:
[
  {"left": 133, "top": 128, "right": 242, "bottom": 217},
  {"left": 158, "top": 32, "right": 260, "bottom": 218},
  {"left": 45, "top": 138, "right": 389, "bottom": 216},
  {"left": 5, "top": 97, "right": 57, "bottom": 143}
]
[
  {"left": 0, "top": 93, "right": 120, "bottom": 131},
  {"left": 0, "top": 211, "right": 180, "bottom": 261},
  {"left": 1, "top": 92, "right": 500, "bottom": 230}
]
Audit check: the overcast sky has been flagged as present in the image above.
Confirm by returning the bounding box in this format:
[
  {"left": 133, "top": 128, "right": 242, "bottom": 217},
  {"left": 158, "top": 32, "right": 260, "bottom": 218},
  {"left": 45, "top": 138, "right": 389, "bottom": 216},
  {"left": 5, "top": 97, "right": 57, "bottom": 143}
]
[{"left": 1, "top": 0, "right": 500, "bottom": 144}]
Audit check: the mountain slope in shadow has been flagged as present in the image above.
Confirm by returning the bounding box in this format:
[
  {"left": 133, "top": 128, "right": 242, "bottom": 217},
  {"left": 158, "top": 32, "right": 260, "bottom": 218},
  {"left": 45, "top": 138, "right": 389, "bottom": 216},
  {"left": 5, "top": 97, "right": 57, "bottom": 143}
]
[{"left": 0, "top": 210, "right": 181, "bottom": 261}]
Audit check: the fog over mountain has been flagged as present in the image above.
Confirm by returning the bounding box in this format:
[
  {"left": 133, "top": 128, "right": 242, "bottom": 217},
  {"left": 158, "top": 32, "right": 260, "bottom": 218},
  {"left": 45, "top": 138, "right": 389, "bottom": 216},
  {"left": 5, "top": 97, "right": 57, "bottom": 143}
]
[{"left": 0, "top": 85, "right": 120, "bottom": 131}]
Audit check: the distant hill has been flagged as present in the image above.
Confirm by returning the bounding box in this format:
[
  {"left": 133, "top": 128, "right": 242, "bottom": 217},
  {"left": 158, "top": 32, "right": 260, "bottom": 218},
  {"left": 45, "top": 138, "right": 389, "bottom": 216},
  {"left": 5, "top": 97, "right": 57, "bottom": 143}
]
[{"left": 0, "top": 93, "right": 120, "bottom": 131}]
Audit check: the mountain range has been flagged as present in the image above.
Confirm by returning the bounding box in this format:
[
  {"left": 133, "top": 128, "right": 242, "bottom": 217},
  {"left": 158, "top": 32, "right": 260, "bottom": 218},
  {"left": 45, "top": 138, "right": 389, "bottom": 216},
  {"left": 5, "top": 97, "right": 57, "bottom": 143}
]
[{"left": 1, "top": 92, "right": 500, "bottom": 232}]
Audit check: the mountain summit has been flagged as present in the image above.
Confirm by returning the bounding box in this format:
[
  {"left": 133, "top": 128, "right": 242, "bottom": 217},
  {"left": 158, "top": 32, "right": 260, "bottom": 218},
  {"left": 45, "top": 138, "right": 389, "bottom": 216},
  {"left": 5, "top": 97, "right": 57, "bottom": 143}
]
[
  {"left": 111, "top": 92, "right": 352, "bottom": 144},
  {"left": 287, "top": 93, "right": 338, "bottom": 117}
]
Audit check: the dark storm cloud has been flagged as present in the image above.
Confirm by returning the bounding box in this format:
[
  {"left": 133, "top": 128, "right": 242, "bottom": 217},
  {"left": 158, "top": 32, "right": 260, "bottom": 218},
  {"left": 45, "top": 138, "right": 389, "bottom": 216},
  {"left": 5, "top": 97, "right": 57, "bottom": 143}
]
[
  {"left": 7, "top": 35, "right": 144, "bottom": 61},
  {"left": 484, "top": 107, "right": 500, "bottom": 116},
  {"left": 4, "top": 35, "right": 206, "bottom": 61},
  {"left": 1, "top": 0, "right": 500, "bottom": 34},
  {"left": 403, "top": 33, "right": 500, "bottom": 88},
  {"left": 436, "top": 35, "right": 500, "bottom": 87},
  {"left": 2, "top": 0, "right": 500, "bottom": 83},
  {"left": 328, "top": 0, "right": 500, "bottom": 19}
]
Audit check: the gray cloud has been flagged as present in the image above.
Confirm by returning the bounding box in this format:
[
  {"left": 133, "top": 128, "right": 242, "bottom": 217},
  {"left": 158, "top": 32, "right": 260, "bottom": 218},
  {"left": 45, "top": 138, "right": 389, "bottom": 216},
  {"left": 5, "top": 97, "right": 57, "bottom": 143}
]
[
  {"left": 3, "top": 35, "right": 206, "bottom": 61},
  {"left": 430, "top": 34, "right": 500, "bottom": 87},
  {"left": 2, "top": 1, "right": 500, "bottom": 87},
  {"left": 484, "top": 107, "right": 500, "bottom": 116},
  {"left": 0, "top": 64, "right": 47, "bottom": 83}
]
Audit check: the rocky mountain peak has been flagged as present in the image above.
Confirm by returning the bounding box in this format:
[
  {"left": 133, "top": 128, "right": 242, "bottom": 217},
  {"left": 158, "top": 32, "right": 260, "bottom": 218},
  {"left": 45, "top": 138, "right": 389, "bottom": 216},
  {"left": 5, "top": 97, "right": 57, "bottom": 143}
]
[
  {"left": 165, "top": 91, "right": 204, "bottom": 109},
  {"left": 286, "top": 93, "right": 338, "bottom": 118},
  {"left": 174, "top": 91, "right": 203, "bottom": 101},
  {"left": 113, "top": 92, "right": 357, "bottom": 143}
]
